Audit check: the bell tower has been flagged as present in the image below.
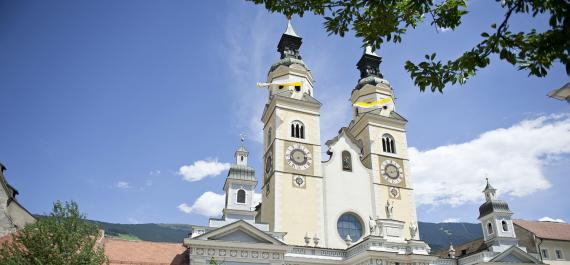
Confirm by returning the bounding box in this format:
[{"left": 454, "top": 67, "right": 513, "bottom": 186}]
[
  {"left": 259, "top": 20, "right": 324, "bottom": 246},
  {"left": 348, "top": 47, "right": 419, "bottom": 240},
  {"left": 478, "top": 178, "right": 518, "bottom": 252}
]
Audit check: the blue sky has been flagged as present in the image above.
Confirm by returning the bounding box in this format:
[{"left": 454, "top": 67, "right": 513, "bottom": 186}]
[{"left": 1, "top": 1, "right": 568, "bottom": 226}]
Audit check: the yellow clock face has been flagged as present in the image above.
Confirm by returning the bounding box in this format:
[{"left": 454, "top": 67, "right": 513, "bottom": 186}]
[
  {"left": 285, "top": 144, "right": 312, "bottom": 170},
  {"left": 381, "top": 160, "right": 403, "bottom": 184}
]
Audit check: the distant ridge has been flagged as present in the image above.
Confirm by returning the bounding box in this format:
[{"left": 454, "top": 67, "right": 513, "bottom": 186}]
[
  {"left": 418, "top": 222, "right": 483, "bottom": 252},
  {"left": 89, "top": 219, "right": 483, "bottom": 252}
]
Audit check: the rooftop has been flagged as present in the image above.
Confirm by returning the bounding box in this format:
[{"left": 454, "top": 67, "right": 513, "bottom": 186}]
[
  {"left": 514, "top": 219, "right": 570, "bottom": 241},
  {"left": 226, "top": 164, "right": 256, "bottom": 181},
  {"left": 104, "top": 238, "right": 187, "bottom": 265}
]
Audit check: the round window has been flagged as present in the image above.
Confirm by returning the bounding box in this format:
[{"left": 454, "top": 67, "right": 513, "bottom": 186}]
[{"left": 337, "top": 213, "right": 363, "bottom": 241}]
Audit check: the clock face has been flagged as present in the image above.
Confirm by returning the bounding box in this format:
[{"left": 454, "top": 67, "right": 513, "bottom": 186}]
[
  {"left": 380, "top": 160, "right": 404, "bottom": 184},
  {"left": 285, "top": 144, "right": 312, "bottom": 170},
  {"left": 385, "top": 164, "right": 399, "bottom": 179},
  {"left": 264, "top": 152, "right": 273, "bottom": 174}
]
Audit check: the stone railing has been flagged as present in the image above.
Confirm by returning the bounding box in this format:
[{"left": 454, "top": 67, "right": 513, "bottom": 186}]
[{"left": 432, "top": 258, "right": 457, "bottom": 265}]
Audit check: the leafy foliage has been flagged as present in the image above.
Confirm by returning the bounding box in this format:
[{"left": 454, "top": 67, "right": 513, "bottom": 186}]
[
  {"left": 247, "top": 0, "right": 570, "bottom": 92},
  {"left": 0, "top": 201, "right": 108, "bottom": 265}
]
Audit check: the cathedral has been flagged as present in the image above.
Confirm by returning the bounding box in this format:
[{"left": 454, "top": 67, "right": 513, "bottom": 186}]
[
  {"left": 180, "top": 20, "right": 549, "bottom": 265},
  {"left": 184, "top": 20, "right": 432, "bottom": 264}
]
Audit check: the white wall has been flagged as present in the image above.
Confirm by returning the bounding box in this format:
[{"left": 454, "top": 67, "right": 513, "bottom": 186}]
[{"left": 322, "top": 133, "right": 374, "bottom": 248}]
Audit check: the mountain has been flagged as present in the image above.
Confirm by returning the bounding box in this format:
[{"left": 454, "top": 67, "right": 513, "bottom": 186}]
[
  {"left": 418, "top": 222, "right": 483, "bottom": 252},
  {"left": 94, "top": 221, "right": 193, "bottom": 243},
  {"left": 92, "top": 220, "right": 482, "bottom": 252}
]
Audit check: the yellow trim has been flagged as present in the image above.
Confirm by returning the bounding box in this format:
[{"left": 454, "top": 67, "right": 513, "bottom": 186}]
[{"left": 353, "top": 97, "right": 392, "bottom": 108}]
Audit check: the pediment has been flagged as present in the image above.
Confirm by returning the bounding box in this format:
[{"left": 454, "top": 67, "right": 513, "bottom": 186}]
[
  {"left": 196, "top": 220, "right": 283, "bottom": 245},
  {"left": 325, "top": 127, "right": 364, "bottom": 154},
  {"left": 490, "top": 246, "right": 542, "bottom": 264}
]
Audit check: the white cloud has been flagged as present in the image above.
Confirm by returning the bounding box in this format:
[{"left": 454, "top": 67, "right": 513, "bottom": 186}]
[
  {"left": 116, "top": 181, "right": 131, "bottom": 189},
  {"left": 149, "top": 170, "right": 161, "bottom": 176},
  {"left": 178, "top": 191, "right": 225, "bottom": 217},
  {"left": 411, "top": 114, "right": 570, "bottom": 206},
  {"left": 438, "top": 27, "right": 451, "bottom": 33},
  {"left": 178, "top": 191, "right": 263, "bottom": 217},
  {"left": 442, "top": 218, "right": 460, "bottom": 223},
  {"left": 539, "top": 217, "right": 566, "bottom": 223},
  {"left": 178, "top": 159, "right": 231, "bottom": 182}
]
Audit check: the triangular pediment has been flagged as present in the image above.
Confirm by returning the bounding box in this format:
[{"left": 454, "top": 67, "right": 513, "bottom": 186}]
[
  {"left": 196, "top": 220, "right": 283, "bottom": 245},
  {"left": 490, "top": 246, "right": 542, "bottom": 264}
]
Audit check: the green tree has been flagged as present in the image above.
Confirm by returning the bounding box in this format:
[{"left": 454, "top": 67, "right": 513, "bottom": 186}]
[
  {"left": 247, "top": 0, "right": 569, "bottom": 92},
  {"left": 0, "top": 201, "right": 108, "bottom": 265}
]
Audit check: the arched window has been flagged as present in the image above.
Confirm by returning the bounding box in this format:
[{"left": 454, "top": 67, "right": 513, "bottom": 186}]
[
  {"left": 291, "top": 121, "right": 305, "bottom": 139},
  {"left": 267, "top": 127, "right": 272, "bottom": 146},
  {"left": 487, "top": 222, "right": 493, "bottom": 234},
  {"left": 502, "top": 221, "right": 508, "bottom": 231},
  {"left": 237, "top": 189, "right": 246, "bottom": 203},
  {"left": 382, "top": 134, "right": 396, "bottom": 154},
  {"left": 342, "top": 151, "right": 352, "bottom": 171},
  {"left": 240, "top": 156, "right": 244, "bottom": 162}
]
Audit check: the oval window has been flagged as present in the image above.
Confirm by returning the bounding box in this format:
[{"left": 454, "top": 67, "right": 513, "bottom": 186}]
[{"left": 337, "top": 213, "right": 363, "bottom": 241}]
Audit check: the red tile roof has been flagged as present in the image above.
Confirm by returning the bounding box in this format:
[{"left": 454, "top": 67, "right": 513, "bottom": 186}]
[
  {"left": 103, "top": 238, "right": 187, "bottom": 265},
  {"left": 514, "top": 219, "right": 570, "bottom": 241},
  {"left": 0, "top": 234, "right": 14, "bottom": 246}
]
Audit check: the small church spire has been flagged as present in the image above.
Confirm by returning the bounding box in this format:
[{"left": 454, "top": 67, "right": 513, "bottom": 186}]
[
  {"left": 277, "top": 17, "right": 303, "bottom": 60},
  {"left": 357, "top": 45, "right": 383, "bottom": 79},
  {"left": 483, "top": 177, "right": 497, "bottom": 202},
  {"left": 235, "top": 134, "right": 249, "bottom": 166}
]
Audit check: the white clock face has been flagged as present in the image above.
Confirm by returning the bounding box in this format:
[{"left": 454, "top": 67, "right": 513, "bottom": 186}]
[
  {"left": 285, "top": 144, "right": 312, "bottom": 170},
  {"left": 381, "top": 160, "right": 404, "bottom": 184}
]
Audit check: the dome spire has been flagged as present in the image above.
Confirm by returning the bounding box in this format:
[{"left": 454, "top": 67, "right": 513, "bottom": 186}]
[
  {"left": 277, "top": 17, "right": 303, "bottom": 60},
  {"left": 356, "top": 45, "right": 383, "bottom": 79},
  {"left": 284, "top": 16, "right": 299, "bottom": 37},
  {"left": 483, "top": 177, "right": 496, "bottom": 202},
  {"left": 235, "top": 133, "right": 249, "bottom": 166}
]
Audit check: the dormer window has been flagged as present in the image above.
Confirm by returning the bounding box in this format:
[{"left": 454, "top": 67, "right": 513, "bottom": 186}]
[
  {"left": 291, "top": 120, "right": 305, "bottom": 139},
  {"left": 237, "top": 189, "right": 246, "bottom": 203},
  {"left": 382, "top": 134, "right": 396, "bottom": 154}
]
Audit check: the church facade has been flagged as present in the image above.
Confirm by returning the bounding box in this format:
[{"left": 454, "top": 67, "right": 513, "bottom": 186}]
[
  {"left": 183, "top": 21, "right": 544, "bottom": 265},
  {"left": 184, "top": 20, "right": 432, "bottom": 265}
]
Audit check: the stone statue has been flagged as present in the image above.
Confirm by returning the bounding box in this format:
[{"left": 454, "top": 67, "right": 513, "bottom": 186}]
[
  {"left": 385, "top": 200, "right": 394, "bottom": 219},
  {"left": 409, "top": 222, "right": 418, "bottom": 239},
  {"left": 375, "top": 218, "right": 384, "bottom": 237},
  {"left": 345, "top": 234, "right": 353, "bottom": 246},
  {"left": 369, "top": 216, "right": 377, "bottom": 235},
  {"left": 313, "top": 233, "right": 320, "bottom": 247},
  {"left": 304, "top": 232, "right": 311, "bottom": 246}
]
